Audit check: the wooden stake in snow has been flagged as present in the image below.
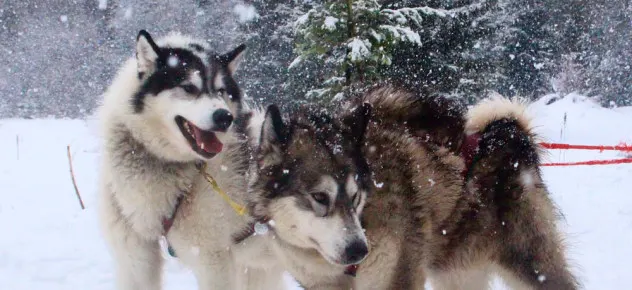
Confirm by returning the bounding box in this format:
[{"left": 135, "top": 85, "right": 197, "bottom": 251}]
[{"left": 67, "top": 145, "right": 86, "bottom": 210}]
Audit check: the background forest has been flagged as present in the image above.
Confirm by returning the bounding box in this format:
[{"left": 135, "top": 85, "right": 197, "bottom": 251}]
[{"left": 0, "top": 0, "right": 630, "bottom": 118}]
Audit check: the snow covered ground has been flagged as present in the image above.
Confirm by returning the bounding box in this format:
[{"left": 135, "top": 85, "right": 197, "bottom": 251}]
[{"left": 1, "top": 93, "right": 630, "bottom": 289}]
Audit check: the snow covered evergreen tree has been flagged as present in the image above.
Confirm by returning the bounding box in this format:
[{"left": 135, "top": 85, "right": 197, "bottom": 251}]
[
  {"left": 290, "top": 0, "right": 448, "bottom": 104},
  {"left": 413, "top": 0, "right": 500, "bottom": 103}
]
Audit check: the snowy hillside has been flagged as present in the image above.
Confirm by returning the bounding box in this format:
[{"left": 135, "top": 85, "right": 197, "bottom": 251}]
[{"left": 1, "top": 93, "right": 631, "bottom": 289}]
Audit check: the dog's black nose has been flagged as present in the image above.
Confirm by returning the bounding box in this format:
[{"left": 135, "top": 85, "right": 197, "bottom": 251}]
[
  {"left": 212, "top": 109, "right": 233, "bottom": 132},
  {"left": 342, "top": 240, "right": 368, "bottom": 265}
]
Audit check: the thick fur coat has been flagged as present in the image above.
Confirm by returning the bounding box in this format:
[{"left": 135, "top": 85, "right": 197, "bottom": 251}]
[
  {"left": 97, "top": 31, "right": 285, "bottom": 290},
  {"left": 347, "top": 86, "right": 580, "bottom": 290}
]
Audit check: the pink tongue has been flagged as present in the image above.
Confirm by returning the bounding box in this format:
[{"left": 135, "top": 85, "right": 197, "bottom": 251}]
[
  {"left": 192, "top": 127, "right": 223, "bottom": 153},
  {"left": 202, "top": 133, "right": 223, "bottom": 153}
]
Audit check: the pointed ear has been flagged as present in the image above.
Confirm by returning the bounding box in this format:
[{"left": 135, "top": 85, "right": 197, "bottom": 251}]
[
  {"left": 136, "top": 30, "right": 160, "bottom": 78},
  {"left": 344, "top": 102, "right": 372, "bottom": 146},
  {"left": 220, "top": 44, "right": 246, "bottom": 75},
  {"left": 258, "top": 104, "right": 289, "bottom": 168},
  {"left": 210, "top": 44, "right": 246, "bottom": 95}
]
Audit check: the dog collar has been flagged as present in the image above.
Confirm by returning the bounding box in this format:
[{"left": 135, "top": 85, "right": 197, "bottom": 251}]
[{"left": 232, "top": 217, "right": 272, "bottom": 244}]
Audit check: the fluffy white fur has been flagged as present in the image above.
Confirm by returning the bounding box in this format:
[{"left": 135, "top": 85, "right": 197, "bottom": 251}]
[
  {"left": 465, "top": 96, "right": 533, "bottom": 136},
  {"left": 98, "top": 32, "right": 285, "bottom": 290}
]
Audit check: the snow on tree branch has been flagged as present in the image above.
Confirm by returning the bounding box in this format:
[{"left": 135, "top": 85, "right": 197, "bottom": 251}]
[
  {"left": 290, "top": 0, "right": 449, "bottom": 102},
  {"left": 347, "top": 38, "right": 371, "bottom": 61}
]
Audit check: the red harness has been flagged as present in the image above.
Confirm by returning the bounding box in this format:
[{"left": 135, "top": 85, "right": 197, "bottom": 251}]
[
  {"left": 460, "top": 133, "right": 482, "bottom": 179},
  {"left": 162, "top": 194, "right": 185, "bottom": 257},
  {"left": 163, "top": 162, "right": 205, "bottom": 235},
  {"left": 162, "top": 194, "right": 185, "bottom": 234}
]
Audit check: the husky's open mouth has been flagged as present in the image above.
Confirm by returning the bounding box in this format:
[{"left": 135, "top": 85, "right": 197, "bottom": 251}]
[{"left": 175, "top": 116, "right": 223, "bottom": 159}]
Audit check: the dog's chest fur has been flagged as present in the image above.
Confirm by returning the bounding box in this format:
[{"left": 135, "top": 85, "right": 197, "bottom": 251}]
[{"left": 103, "top": 124, "right": 199, "bottom": 239}]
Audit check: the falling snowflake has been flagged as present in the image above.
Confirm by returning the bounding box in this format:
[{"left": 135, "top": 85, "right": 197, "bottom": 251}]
[
  {"left": 97, "top": 0, "right": 108, "bottom": 10},
  {"left": 167, "top": 56, "right": 179, "bottom": 67},
  {"left": 332, "top": 144, "right": 342, "bottom": 154},
  {"left": 233, "top": 3, "right": 259, "bottom": 23},
  {"left": 124, "top": 8, "right": 133, "bottom": 19}
]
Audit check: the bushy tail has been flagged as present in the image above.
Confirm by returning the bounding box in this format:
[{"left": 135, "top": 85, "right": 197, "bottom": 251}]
[
  {"left": 465, "top": 96, "right": 534, "bottom": 137},
  {"left": 466, "top": 96, "right": 580, "bottom": 290},
  {"left": 464, "top": 96, "right": 543, "bottom": 199}
]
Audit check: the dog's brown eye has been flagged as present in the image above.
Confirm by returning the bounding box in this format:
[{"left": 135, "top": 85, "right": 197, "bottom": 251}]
[
  {"left": 311, "top": 192, "right": 329, "bottom": 206},
  {"left": 181, "top": 84, "right": 199, "bottom": 95}
]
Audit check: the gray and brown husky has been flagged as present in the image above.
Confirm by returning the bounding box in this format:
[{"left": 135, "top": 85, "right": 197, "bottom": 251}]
[
  {"left": 241, "top": 85, "right": 580, "bottom": 290},
  {"left": 349, "top": 86, "right": 580, "bottom": 290}
]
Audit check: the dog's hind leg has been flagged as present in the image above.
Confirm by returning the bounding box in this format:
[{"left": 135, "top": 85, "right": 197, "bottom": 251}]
[
  {"left": 492, "top": 202, "right": 579, "bottom": 290},
  {"left": 100, "top": 194, "right": 163, "bottom": 290},
  {"left": 494, "top": 231, "right": 579, "bottom": 290}
]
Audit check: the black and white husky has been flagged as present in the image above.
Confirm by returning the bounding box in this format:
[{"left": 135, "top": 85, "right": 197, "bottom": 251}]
[{"left": 96, "top": 30, "right": 288, "bottom": 289}]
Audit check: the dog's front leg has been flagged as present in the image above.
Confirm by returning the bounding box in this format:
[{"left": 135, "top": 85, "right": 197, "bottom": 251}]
[
  {"left": 105, "top": 218, "right": 163, "bottom": 289},
  {"left": 113, "top": 235, "right": 162, "bottom": 290},
  {"left": 232, "top": 232, "right": 278, "bottom": 268},
  {"left": 193, "top": 251, "right": 234, "bottom": 290},
  {"left": 231, "top": 231, "right": 286, "bottom": 289},
  {"left": 100, "top": 192, "right": 163, "bottom": 290}
]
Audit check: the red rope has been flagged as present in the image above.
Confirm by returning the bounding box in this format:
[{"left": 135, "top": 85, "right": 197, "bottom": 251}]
[
  {"left": 541, "top": 158, "right": 632, "bottom": 167},
  {"left": 538, "top": 142, "right": 632, "bottom": 166},
  {"left": 539, "top": 142, "right": 632, "bottom": 152}
]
